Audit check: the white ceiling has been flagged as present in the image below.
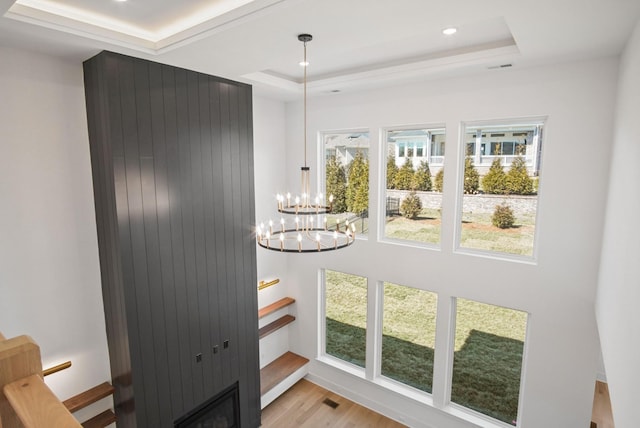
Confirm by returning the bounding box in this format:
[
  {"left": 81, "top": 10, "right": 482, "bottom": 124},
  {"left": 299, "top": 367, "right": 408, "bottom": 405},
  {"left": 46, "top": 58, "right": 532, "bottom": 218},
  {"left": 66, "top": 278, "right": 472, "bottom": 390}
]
[{"left": 1, "top": 0, "right": 640, "bottom": 100}]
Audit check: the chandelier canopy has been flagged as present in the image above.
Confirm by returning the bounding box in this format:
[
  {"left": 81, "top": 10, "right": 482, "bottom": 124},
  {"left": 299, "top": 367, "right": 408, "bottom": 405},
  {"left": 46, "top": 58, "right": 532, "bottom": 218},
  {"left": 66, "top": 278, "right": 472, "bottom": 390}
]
[{"left": 256, "top": 34, "right": 356, "bottom": 253}]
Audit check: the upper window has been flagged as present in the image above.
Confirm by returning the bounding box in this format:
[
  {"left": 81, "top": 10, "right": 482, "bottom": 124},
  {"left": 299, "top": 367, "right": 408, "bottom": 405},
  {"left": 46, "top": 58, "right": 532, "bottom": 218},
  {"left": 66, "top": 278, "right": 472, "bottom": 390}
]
[
  {"left": 323, "top": 131, "right": 370, "bottom": 237},
  {"left": 458, "top": 120, "right": 544, "bottom": 257},
  {"left": 384, "top": 127, "right": 445, "bottom": 246}
]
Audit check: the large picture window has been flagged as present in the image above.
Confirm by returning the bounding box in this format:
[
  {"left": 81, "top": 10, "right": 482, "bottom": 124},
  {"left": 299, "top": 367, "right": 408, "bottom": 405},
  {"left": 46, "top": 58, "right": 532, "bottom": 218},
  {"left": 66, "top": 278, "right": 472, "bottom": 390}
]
[
  {"left": 324, "top": 269, "right": 367, "bottom": 368},
  {"left": 452, "top": 298, "right": 528, "bottom": 425},
  {"left": 381, "top": 282, "right": 437, "bottom": 393},
  {"left": 458, "top": 120, "right": 544, "bottom": 257},
  {"left": 323, "top": 131, "right": 370, "bottom": 237},
  {"left": 384, "top": 126, "right": 445, "bottom": 246}
]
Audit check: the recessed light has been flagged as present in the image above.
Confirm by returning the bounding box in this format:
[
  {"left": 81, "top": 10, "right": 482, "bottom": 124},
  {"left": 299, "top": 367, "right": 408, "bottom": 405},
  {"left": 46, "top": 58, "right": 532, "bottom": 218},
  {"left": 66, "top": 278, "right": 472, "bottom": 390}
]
[
  {"left": 114, "top": 0, "right": 127, "bottom": 2},
  {"left": 442, "top": 27, "right": 457, "bottom": 36}
]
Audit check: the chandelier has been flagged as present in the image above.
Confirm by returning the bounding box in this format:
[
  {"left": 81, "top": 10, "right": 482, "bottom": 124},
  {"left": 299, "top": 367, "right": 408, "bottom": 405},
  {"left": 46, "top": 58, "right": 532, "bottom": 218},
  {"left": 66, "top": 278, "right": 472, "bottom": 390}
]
[{"left": 256, "top": 34, "right": 356, "bottom": 253}]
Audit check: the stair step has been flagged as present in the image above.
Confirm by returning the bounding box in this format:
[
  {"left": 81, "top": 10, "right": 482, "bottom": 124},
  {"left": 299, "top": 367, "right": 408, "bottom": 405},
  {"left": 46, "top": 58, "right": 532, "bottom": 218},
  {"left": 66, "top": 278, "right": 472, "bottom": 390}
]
[
  {"left": 63, "top": 382, "right": 114, "bottom": 413},
  {"left": 258, "top": 297, "right": 295, "bottom": 319},
  {"left": 260, "top": 351, "right": 309, "bottom": 396},
  {"left": 82, "top": 409, "right": 116, "bottom": 428},
  {"left": 259, "top": 314, "right": 295, "bottom": 340}
]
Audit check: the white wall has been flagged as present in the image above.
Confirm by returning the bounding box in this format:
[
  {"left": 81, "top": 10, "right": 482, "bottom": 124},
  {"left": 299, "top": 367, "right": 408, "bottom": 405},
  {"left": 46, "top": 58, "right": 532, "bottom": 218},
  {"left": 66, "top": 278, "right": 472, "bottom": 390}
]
[
  {"left": 252, "top": 95, "right": 292, "bottom": 368},
  {"left": 282, "top": 58, "right": 618, "bottom": 428},
  {"left": 0, "top": 47, "right": 112, "bottom": 421},
  {"left": 596, "top": 19, "right": 640, "bottom": 428}
]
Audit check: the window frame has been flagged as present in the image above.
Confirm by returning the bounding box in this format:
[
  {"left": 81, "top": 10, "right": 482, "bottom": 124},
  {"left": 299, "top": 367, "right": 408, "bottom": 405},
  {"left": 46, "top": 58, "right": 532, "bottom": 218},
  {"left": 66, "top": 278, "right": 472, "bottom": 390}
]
[
  {"left": 446, "top": 296, "right": 530, "bottom": 427},
  {"left": 454, "top": 117, "right": 546, "bottom": 263},
  {"left": 319, "top": 128, "right": 371, "bottom": 241},
  {"left": 379, "top": 123, "right": 447, "bottom": 250}
]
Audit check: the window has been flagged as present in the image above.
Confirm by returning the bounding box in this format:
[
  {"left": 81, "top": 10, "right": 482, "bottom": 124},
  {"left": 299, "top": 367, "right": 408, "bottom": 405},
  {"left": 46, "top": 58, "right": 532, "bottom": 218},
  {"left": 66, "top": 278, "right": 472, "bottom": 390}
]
[
  {"left": 384, "top": 126, "right": 445, "bottom": 246},
  {"left": 459, "top": 120, "right": 544, "bottom": 257},
  {"left": 452, "top": 298, "right": 528, "bottom": 425},
  {"left": 323, "top": 131, "right": 370, "bottom": 236},
  {"left": 381, "top": 282, "right": 437, "bottom": 393},
  {"left": 324, "top": 270, "right": 367, "bottom": 368}
]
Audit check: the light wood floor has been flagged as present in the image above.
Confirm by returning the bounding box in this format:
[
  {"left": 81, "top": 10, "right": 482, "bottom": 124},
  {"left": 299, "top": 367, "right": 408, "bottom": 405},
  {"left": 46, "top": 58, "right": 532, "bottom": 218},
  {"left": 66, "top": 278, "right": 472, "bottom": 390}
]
[
  {"left": 592, "top": 381, "right": 614, "bottom": 428},
  {"left": 262, "top": 379, "right": 614, "bottom": 427},
  {"left": 261, "top": 379, "right": 406, "bottom": 428}
]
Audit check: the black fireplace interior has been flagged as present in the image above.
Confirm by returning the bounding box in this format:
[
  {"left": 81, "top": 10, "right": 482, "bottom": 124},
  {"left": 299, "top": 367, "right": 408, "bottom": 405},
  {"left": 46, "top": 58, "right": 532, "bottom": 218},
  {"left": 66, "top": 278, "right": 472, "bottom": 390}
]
[{"left": 174, "top": 383, "right": 240, "bottom": 428}]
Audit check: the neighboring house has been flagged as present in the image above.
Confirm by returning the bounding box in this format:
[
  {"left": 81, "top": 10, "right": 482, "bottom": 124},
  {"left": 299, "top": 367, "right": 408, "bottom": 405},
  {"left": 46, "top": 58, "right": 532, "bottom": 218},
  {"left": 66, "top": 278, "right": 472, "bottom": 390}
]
[{"left": 324, "top": 132, "right": 370, "bottom": 166}]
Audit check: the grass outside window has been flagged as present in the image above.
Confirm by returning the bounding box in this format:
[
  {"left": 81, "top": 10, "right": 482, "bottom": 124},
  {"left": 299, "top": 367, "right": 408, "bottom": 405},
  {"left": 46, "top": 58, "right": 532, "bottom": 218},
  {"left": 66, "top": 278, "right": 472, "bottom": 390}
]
[{"left": 382, "top": 282, "right": 437, "bottom": 393}]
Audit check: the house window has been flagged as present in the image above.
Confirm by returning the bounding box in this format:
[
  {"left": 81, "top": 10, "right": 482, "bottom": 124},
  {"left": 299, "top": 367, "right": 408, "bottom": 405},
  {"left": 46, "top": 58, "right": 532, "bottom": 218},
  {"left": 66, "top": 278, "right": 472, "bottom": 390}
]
[
  {"left": 458, "top": 120, "right": 544, "bottom": 258},
  {"left": 384, "top": 126, "right": 445, "bottom": 246},
  {"left": 381, "top": 282, "right": 437, "bottom": 393},
  {"left": 452, "top": 298, "right": 528, "bottom": 426},
  {"left": 323, "top": 131, "right": 370, "bottom": 237},
  {"left": 323, "top": 269, "right": 367, "bottom": 369}
]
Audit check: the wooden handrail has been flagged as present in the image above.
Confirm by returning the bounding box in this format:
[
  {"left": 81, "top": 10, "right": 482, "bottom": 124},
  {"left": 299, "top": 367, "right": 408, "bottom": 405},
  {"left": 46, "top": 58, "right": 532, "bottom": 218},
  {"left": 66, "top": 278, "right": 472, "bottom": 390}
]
[
  {"left": 0, "top": 335, "right": 43, "bottom": 428},
  {"left": 43, "top": 361, "right": 72, "bottom": 377},
  {"left": 4, "top": 374, "right": 81, "bottom": 428}
]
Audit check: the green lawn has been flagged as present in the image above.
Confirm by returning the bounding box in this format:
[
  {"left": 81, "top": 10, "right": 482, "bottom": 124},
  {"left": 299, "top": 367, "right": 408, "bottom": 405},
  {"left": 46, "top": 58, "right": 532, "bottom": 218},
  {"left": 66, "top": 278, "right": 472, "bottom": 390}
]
[
  {"left": 384, "top": 208, "right": 535, "bottom": 256},
  {"left": 325, "top": 271, "right": 526, "bottom": 425}
]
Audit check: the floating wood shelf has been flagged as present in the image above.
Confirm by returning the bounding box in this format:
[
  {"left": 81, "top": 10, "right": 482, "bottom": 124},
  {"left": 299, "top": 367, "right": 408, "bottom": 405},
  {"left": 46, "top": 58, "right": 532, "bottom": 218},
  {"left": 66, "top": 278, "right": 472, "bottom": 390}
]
[
  {"left": 258, "top": 297, "right": 295, "bottom": 319},
  {"left": 260, "top": 351, "right": 309, "bottom": 396},
  {"left": 259, "top": 315, "right": 295, "bottom": 340},
  {"left": 82, "top": 409, "right": 117, "bottom": 428},
  {"left": 63, "top": 382, "right": 115, "bottom": 413}
]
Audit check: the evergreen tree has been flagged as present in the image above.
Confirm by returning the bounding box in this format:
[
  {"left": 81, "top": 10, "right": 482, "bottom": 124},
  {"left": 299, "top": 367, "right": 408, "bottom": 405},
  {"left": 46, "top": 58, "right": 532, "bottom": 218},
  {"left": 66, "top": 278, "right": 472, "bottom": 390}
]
[
  {"left": 505, "top": 156, "right": 534, "bottom": 195},
  {"left": 482, "top": 158, "right": 507, "bottom": 194},
  {"left": 325, "top": 155, "right": 347, "bottom": 213},
  {"left": 394, "top": 157, "right": 415, "bottom": 190},
  {"left": 346, "top": 151, "right": 369, "bottom": 215},
  {"left": 464, "top": 157, "right": 480, "bottom": 194},
  {"left": 386, "top": 154, "right": 399, "bottom": 190},
  {"left": 412, "top": 160, "right": 432, "bottom": 191},
  {"left": 434, "top": 168, "right": 444, "bottom": 192}
]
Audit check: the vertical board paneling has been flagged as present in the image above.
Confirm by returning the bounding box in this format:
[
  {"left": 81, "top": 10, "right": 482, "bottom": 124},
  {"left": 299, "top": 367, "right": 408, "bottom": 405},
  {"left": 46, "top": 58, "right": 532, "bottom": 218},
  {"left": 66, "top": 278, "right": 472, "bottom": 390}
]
[
  {"left": 172, "top": 67, "right": 196, "bottom": 413},
  {"left": 84, "top": 51, "right": 259, "bottom": 428},
  {"left": 159, "top": 64, "right": 189, "bottom": 418}
]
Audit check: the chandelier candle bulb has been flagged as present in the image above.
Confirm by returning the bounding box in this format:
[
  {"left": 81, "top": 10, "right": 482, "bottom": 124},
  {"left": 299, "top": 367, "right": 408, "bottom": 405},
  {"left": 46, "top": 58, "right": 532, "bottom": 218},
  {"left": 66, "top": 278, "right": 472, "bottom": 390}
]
[
  {"left": 280, "top": 218, "right": 285, "bottom": 232},
  {"left": 280, "top": 233, "right": 284, "bottom": 251},
  {"left": 297, "top": 233, "right": 302, "bottom": 252},
  {"left": 324, "top": 217, "right": 328, "bottom": 230},
  {"left": 287, "top": 192, "right": 291, "bottom": 207}
]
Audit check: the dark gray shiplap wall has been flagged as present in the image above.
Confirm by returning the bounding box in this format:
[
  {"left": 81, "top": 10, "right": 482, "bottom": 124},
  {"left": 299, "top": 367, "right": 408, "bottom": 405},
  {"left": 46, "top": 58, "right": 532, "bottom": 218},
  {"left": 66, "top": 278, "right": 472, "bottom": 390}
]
[{"left": 84, "top": 51, "right": 259, "bottom": 428}]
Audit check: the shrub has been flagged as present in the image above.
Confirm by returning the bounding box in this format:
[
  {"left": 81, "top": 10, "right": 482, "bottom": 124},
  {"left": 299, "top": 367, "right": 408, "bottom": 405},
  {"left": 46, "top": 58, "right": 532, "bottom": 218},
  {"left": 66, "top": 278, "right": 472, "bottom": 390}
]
[
  {"left": 400, "top": 192, "right": 422, "bottom": 219},
  {"left": 394, "top": 157, "right": 415, "bottom": 190},
  {"left": 482, "top": 158, "right": 507, "bottom": 194},
  {"left": 326, "top": 156, "right": 347, "bottom": 213},
  {"left": 464, "top": 157, "right": 480, "bottom": 194},
  {"left": 386, "top": 154, "right": 399, "bottom": 190},
  {"left": 413, "top": 160, "right": 432, "bottom": 191},
  {"left": 346, "top": 151, "right": 369, "bottom": 215},
  {"left": 505, "top": 157, "right": 534, "bottom": 195},
  {"left": 492, "top": 204, "right": 515, "bottom": 229},
  {"left": 434, "top": 169, "right": 444, "bottom": 192}
]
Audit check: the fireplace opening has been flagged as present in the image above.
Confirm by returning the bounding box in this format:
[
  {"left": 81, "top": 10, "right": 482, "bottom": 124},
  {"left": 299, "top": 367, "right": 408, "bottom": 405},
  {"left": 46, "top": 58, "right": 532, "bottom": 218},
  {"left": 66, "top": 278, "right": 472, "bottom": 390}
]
[{"left": 174, "top": 382, "right": 240, "bottom": 428}]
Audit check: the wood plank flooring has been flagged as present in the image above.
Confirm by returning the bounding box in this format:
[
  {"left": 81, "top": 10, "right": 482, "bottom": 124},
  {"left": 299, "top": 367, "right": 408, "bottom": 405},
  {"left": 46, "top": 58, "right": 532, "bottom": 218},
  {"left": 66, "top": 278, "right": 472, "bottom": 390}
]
[
  {"left": 261, "top": 379, "right": 406, "bottom": 428},
  {"left": 262, "top": 378, "right": 615, "bottom": 427},
  {"left": 592, "top": 381, "right": 614, "bottom": 428}
]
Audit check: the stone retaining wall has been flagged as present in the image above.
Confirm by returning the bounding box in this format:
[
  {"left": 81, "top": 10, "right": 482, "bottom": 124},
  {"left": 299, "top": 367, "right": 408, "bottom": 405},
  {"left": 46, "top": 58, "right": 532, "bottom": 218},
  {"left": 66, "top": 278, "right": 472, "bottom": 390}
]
[{"left": 386, "top": 190, "right": 537, "bottom": 215}]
